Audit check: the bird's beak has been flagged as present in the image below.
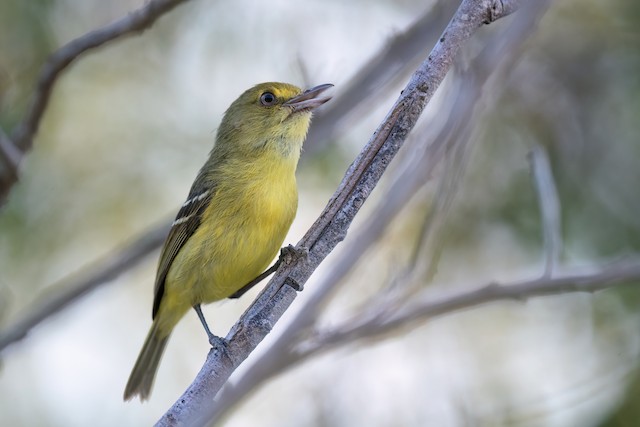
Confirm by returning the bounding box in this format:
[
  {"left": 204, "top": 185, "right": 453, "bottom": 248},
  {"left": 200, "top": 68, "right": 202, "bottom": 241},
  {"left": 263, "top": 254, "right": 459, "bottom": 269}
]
[{"left": 284, "top": 83, "right": 333, "bottom": 113}]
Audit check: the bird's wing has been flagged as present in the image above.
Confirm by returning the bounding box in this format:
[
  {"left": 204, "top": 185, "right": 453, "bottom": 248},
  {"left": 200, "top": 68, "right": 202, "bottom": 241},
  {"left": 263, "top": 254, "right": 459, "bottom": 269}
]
[{"left": 152, "top": 181, "right": 214, "bottom": 319}]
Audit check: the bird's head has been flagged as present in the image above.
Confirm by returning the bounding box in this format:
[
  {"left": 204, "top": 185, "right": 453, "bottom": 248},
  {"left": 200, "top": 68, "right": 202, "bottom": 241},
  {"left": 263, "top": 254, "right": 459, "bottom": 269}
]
[{"left": 215, "top": 82, "right": 333, "bottom": 158}]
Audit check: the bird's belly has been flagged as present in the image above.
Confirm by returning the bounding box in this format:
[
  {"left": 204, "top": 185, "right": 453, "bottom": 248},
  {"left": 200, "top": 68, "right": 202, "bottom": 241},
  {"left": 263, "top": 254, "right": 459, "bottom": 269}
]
[
  {"left": 195, "top": 219, "right": 287, "bottom": 302},
  {"left": 166, "top": 180, "right": 297, "bottom": 304}
]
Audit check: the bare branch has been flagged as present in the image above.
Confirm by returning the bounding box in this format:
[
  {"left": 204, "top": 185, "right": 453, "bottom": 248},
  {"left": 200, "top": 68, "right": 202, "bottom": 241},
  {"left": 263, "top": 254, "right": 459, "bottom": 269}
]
[
  {"left": 529, "top": 143, "right": 563, "bottom": 277},
  {"left": 0, "top": 220, "right": 170, "bottom": 352},
  {"left": 157, "top": 1, "right": 526, "bottom": 425},
  {"left": 1, "top": 0, "right": 192, "bottom": 203},
  {"left": 301, "top": 258, "right": 640, "bottom": 353}
]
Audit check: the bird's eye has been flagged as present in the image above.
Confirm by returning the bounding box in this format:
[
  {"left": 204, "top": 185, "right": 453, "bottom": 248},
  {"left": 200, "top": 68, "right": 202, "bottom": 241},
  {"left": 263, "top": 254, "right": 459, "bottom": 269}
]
[{"left": 260, "top": 92, "right": 276, "bottom": 106}]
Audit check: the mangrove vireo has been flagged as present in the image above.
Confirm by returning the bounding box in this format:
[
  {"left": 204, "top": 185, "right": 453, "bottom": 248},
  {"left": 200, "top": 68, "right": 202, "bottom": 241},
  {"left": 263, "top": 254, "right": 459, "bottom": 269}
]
[{"left": 124, "top": 82, "right": 333, "bottom": 401}]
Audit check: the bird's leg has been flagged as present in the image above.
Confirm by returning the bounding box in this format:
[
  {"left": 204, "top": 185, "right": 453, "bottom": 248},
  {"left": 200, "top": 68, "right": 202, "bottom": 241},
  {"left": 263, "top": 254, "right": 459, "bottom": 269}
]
[
  {"left": 193, "top": 304, "right": 225, "bottom": 348},
  {"left": 227, "top": 262, "right": 280, "bottom": 299},
  {"left": 228, "top": 245, "right": 308, "bottom": 299}
]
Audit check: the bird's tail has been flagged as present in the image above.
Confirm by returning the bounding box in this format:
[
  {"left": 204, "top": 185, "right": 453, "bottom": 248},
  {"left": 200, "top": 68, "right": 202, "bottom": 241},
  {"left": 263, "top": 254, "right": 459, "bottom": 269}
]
[{"left": 124, "top": 321, "right": 170, "bottom": 401}]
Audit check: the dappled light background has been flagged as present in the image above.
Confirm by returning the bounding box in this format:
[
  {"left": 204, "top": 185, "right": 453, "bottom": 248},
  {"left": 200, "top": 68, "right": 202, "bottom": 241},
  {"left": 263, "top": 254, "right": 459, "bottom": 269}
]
[{"left": 1, "top": 0, "right": 640, "bottom": 426}]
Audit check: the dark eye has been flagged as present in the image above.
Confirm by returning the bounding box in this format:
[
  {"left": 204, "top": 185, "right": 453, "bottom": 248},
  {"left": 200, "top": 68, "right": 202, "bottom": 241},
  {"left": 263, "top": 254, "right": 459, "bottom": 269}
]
[{"left": 260, "top": 92, "right": 276, "bottom": 106}]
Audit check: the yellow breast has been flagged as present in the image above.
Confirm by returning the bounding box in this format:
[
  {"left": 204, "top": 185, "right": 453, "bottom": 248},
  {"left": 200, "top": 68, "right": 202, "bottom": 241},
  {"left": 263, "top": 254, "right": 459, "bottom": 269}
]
[{"left": 165, "top": 154, "right": 298, "bottom": 305}]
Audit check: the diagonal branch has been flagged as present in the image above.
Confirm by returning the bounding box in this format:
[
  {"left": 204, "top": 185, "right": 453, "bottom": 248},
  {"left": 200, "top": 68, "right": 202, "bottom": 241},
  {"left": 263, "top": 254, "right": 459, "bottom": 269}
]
[{"left": 157, "top": 1, "right": 524, "bottom": 425}]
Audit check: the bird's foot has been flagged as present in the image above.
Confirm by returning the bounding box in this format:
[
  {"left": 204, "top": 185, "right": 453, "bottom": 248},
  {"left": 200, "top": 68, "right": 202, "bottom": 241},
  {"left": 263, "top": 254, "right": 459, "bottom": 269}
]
[
  {"left": 280, "top": 244, "right": 308, "bottom": 265},
  {"left": 208, "top": 333, "right": 227, "bottom": 349}
]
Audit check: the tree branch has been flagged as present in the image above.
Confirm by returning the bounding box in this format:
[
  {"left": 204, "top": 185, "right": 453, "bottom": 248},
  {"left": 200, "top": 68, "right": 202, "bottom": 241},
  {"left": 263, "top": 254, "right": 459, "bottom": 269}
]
[
  {"left": 0, "top": 0, "right": 192, "bottom": 204},
  {"left": 301, "top": 258, "right": 640, "bottom": 353},
  {"left": 0, "top": 220, "right": 170, "bottom": 352},
  {"left": 157, "top": 1, "right": 523, "bottom": 425}
]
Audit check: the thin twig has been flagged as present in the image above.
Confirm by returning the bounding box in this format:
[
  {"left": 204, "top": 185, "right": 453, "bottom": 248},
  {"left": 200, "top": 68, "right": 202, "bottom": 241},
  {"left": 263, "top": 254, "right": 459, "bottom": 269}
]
[{"left": 529, "top": 143, "right": 563, "bottom": 277}]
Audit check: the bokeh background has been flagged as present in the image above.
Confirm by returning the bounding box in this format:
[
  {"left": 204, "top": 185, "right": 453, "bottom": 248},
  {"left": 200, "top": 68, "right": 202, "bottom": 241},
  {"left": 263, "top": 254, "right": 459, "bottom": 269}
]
[{"left": 1, "top": 0, "right": 640, "bottom": 426}]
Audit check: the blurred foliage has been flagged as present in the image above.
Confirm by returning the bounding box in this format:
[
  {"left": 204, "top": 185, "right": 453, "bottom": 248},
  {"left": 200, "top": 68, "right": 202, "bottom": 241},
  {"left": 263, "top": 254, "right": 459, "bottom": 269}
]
[{"left": 451, "top": 0, "right": 640, "bottom": 260}]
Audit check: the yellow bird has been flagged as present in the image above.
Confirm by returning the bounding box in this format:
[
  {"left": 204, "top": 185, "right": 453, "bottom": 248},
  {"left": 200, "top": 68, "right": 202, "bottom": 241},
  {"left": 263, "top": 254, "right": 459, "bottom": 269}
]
[{"left": 124, "top": 82, "right": 333, "bottom": 401}]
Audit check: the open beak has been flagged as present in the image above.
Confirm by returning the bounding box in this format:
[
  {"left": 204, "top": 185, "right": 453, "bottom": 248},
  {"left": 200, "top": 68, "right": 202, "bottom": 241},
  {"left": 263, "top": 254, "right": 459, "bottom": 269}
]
[{"left": 284, "top": 83, "right": 333, "bottom": 113}]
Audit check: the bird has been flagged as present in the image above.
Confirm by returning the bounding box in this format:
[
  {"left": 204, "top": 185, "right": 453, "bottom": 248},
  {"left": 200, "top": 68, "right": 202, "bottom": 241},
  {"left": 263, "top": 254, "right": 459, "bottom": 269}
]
[{"left": 124, "top": 82, "right": 333, "bottom": 401}]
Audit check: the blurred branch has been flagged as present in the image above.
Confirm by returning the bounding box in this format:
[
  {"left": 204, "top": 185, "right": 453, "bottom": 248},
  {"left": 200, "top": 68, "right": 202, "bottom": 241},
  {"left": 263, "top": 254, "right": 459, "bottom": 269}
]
[
  {"left": 412, "top": 98, "right": 475, "bottom": 281},
  {"left": 205, "top": 1, "right": 551, "bottom": 422},
  {"left": 0, "top": 220, "right": 170, "bottom": 352},
  {"left": 157, "top": 1, "right": 524, "bottom": 425},
  {"left": 305, "top": 0, "right": 524, "bottom": 153},
  {"left": 304, "top": 0, "right": 458, "bottom": 153},
  {"left": 529, "top": 143, "right": 563, "bottom": 277},
  {"left": 299, "top": 258, "right": 640, "bottom": 354},
  {"left": 0, "top": 0, "right": 192, "bottom": 204}
]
